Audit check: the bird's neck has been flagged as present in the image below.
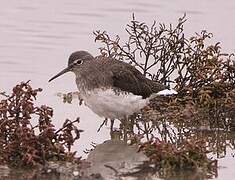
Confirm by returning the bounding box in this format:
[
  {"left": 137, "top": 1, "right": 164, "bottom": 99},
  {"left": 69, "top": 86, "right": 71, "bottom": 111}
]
[{"left": 75, "top": 67, "right": 112, "bottom": 93}]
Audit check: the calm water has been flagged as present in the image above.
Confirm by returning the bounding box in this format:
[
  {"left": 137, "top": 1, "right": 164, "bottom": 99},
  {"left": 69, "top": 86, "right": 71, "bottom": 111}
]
[{"left": 0, "top": 0, "right": 235, "bottom": 179}]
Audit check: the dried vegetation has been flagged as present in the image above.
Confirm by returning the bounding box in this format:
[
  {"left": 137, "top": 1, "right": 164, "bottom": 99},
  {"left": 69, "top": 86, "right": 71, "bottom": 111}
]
[
  {"left": 94, "top": 14, "right": 235, "bottom": 178},
  {"left": 0, "top": 81, "right": 82, "bottom": 167}
]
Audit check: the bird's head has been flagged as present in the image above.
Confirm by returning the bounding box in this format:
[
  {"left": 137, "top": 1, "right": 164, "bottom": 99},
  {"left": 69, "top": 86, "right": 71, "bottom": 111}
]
[{"left": 49, "top": 51, "right": 94, "bottom": 82}]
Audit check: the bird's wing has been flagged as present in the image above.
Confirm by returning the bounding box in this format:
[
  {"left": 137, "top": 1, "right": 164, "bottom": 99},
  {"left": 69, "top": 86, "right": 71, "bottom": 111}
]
[{"left": 107, "top": 60, "right": 162, "bottom": 98}]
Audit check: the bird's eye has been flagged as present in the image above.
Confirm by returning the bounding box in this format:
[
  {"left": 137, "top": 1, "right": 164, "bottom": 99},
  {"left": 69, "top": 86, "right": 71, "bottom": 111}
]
[{"left": 74, "top": 59, "right": 83, "bottom": 65}]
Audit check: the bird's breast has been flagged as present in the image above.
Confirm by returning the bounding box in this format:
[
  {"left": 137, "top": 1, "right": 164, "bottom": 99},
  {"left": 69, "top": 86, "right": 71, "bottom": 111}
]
[{"left": 75, "top": 71, "right": 112, "bottom": 92}]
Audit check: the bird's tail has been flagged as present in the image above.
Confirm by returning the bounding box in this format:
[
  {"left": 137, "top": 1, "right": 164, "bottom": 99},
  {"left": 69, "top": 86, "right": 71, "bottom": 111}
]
[{"left": 148, "top": 89, "right": 178, "bottom": 99}]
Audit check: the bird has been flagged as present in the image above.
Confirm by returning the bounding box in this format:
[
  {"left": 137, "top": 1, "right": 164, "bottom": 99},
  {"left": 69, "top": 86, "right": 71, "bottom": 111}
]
[{"left": 49, "top": 51, "right": 175, "bottom": 141}]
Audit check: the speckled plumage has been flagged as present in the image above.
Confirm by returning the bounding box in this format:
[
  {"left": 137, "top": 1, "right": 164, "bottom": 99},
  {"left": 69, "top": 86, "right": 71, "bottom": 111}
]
[
  {"left": 49, "top": 51, "right": 167, "bottom": 118},
  {"left": 68, "top": 51, "right": 166, "bottom": 98}
]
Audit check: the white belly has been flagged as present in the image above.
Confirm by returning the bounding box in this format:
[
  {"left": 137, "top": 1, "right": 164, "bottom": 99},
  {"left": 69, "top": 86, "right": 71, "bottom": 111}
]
[{"left": 80, "top": 89, "right": 149, "bottom": 119}]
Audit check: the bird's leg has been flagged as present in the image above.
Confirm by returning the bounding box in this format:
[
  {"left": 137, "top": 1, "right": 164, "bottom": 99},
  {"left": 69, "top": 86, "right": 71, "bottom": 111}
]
[
  {"left": 97, "top": 118, "right": 108, "bottom": 132},
  {"left": 110, "top": 118, "right": 114, "bottom": 132},
  {"left": 129, "top": 115, "right": 135, "bottom": 136},
  {"left": 122, "top": 116, "right": 128, "bottom": 144},
  {"left": 110, "top": 118, "right": 120, "bottom": 140}
]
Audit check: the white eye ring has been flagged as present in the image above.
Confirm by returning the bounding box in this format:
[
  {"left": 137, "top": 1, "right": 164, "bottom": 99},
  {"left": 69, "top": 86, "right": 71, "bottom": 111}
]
[{"left": 74, "top": 59, "right": 83, "bottom": 65}]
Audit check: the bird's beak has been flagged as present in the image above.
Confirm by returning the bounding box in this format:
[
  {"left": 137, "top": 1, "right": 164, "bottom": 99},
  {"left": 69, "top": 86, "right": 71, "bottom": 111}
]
[{"left": 48, "top": 66, "right": 71, "bottom": 82}]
